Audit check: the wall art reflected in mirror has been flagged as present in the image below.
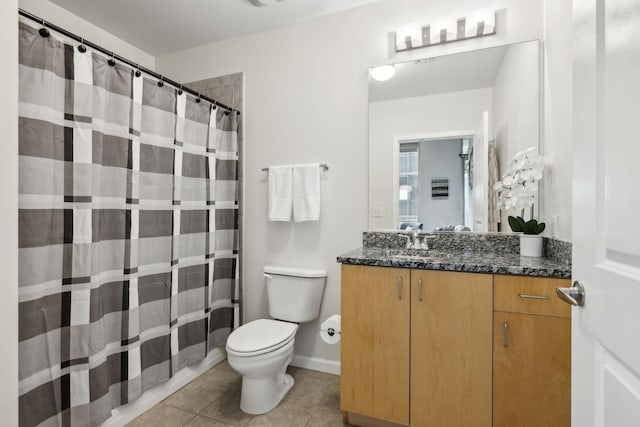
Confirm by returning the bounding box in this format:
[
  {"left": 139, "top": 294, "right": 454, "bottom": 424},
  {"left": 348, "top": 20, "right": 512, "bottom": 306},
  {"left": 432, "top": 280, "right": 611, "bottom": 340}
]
[{"left": 368, "top": 40, "right": 539, "bottom": 232}]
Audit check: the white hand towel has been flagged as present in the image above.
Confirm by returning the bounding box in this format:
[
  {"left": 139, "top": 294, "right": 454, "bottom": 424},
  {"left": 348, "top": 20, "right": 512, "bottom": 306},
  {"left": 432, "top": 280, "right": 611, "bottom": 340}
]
[
  {"left": 268, "top": 165, "right": 293, "bottom": 221},
  {"left": 293, "top": 163, "right": 321, "bottom": 222}
]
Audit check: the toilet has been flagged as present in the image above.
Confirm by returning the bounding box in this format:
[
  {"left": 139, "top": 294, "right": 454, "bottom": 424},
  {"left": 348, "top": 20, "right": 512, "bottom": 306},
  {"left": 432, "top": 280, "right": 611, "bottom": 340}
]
[{"left": 226, "top": 265, "right": 327, "bottom": 415}]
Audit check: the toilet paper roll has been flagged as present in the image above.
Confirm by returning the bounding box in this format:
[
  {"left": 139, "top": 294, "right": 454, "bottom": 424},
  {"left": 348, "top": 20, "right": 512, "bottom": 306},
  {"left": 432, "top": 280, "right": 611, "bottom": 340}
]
[{"left": 320, "top": 314, "right": 341, "bottom": 345}]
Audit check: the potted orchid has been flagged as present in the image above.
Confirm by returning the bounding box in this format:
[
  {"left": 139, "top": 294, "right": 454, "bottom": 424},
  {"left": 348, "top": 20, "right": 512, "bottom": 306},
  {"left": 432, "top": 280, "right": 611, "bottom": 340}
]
[{"left": 493, "top": 147, "right": 546, "bottom": 257}]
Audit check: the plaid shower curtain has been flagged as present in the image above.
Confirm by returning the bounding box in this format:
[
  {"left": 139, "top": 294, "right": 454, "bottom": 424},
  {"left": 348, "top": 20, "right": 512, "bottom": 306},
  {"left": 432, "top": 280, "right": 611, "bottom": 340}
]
[{"left": 18, "top": 22, "right": 239, "bottom": 426}]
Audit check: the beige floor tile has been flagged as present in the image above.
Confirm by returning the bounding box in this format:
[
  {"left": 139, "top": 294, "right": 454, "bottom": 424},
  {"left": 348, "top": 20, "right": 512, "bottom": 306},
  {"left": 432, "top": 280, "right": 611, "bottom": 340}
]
[
  {"left": 135, "top": 362, "right": 343, "bottom": 427},
  {"left": 199, "top": 387, "right": 253, "bottom": 426},
  {"left": 284, "top": 368, "right": 341, "bottom": 411},
  {"left": 185, "top": 415, "right": 237, "bottom": 427},
  {"left": 244, "top": 400, "right": 312, "bottom": 427},
  {"left": 127, "top": 403, "right": 196, "bottom": 427},
  {"left": 318, "top": 388, "right": 340, "bottom": 414},
  {"left": 304, "top": 409, "right": 347, "bottom": 427},
  {"left": 199, "top": 360, "right": 242, "bottom": 386},
  {"left": 163, "top": 378, "right": 220, "bottom": 414}
]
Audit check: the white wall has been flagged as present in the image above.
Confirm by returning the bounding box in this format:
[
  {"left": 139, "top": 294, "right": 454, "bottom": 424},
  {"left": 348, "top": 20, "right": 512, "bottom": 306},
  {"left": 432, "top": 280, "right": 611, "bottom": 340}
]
[
  {"left": 19, "top": 0, "right": 155, "bottom": 69},
  {"left": 418, "top": 140, "right": 465, "bottom": 230},
  {"left": 155, "top": 0, "right": 544, "bottom": 365},
  {"left": 492, "top": 41, "right": 540, "bottom": 226},
  {"left": 541, "top": 0, "right": 573, "bottom": 240},
  {"left": 0, "top": 0, "right": 19, "bottom": 425},
  {"left": 369, "top": 88, "right": 492, "bottom": 230}
]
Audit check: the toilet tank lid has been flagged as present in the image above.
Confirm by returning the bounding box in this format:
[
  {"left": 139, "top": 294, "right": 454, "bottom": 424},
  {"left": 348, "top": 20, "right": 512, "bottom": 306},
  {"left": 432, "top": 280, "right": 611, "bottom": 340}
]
[{"left": 263, "top": 265, "right": 327, "bottom": 278}]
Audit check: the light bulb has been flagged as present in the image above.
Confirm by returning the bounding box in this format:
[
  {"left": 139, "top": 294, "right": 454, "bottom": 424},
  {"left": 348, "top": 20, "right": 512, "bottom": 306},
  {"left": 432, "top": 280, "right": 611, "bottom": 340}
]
[
  {"left": 370, "top": 65, "right": 396, "bottom": 82},
  {"left": 465, "top": 8, "right": 495, "bottom": 37},
  {"left": 396, "top": 23, "right": 422, "bottom": 50},
  {"left": 430, "top": 16, "right": 457, "bottom": 44}
]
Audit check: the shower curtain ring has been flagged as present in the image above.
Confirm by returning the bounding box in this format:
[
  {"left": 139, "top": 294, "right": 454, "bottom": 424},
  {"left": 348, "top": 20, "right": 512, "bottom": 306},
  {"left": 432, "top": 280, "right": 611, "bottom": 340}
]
[
  {"left": 211, "top": 101, "right": 217, "bottom": 110},
  {"left": 135, "top": 65, "right": 141, "bottom": 78},
  {"left": 157, "top": 76, "right": 164, "bottom": 87},
  {"left": 196, "top": 93, "right": 201, "bottom": 103},
  {"left": 178, "top": 84, "right": 183, "bottom": 95},
  {"left": 39, "top": 19, "right": 50, "bottom": 38},
  {"left": 108, "top": 52, "right": 116, "bottom": 67},
  {"left": 77, "top": 37, "right": 87, "bottom": 53}
]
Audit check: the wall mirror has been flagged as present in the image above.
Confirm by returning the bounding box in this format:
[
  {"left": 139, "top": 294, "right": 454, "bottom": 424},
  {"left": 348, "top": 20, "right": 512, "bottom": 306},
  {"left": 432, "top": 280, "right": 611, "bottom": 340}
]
[{"left": 368, "top": 40, "right": 540, "bottom": 232}]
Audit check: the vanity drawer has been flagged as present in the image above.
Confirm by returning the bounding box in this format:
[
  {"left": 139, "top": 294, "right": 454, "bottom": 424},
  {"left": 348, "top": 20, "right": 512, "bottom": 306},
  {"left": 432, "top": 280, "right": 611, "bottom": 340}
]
[{"left": 494, "top": 275, "right": 571, "bottom": 318}]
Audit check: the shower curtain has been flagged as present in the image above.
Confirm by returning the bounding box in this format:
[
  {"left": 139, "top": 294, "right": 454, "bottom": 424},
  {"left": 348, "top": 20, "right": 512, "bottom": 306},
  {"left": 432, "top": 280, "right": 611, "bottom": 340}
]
[{"left": 18, "top": 22, "right": 239, "bottom": 427}]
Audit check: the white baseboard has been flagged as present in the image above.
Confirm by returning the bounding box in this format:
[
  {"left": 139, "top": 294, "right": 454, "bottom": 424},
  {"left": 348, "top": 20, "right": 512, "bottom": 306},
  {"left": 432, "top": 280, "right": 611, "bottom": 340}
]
[
  {"left": 290, "top": 354, "right": 340, "bottom": 375},
  {"left": 102, "top": 348, "right": 226, "bottom": 426}
]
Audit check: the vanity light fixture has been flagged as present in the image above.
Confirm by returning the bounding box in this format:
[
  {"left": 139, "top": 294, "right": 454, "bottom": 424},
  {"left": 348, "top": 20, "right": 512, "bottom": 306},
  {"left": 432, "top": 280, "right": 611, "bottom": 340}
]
[
  {"left": 430, "top": 16, "right": 457, "bottom": 44},
  {"left": 394, "top": 8, "right": 497, "bottom": 52},
  {"left": 249, "top": 0, "right": 284, "bottom": 6},
  {"left": 370, "top": 64, "right": 396, "bottom": 82}
]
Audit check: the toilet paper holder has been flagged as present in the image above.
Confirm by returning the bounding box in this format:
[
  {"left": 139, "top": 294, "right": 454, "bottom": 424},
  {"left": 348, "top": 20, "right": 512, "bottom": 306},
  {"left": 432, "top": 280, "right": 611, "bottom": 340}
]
[{"left": 320, "top": 327, "right": 340, "bottom": 337}]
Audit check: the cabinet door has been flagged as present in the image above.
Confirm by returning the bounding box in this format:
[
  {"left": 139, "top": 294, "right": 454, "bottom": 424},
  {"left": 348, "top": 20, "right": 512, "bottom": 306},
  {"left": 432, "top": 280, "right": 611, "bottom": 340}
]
[
  {"left": 493, "top": 312, "right": 571, "bottom": 427},
  {"left": 340, "top": 265, "right": 410, "bottom": 425},
  {"left": 411, "top": 270, "right": 493, "bottom": 427}
]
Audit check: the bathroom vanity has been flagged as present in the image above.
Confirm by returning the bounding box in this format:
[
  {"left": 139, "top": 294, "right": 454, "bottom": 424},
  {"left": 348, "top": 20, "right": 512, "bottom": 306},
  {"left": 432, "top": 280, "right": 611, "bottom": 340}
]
[{"left": 337, "top": 232, "right": 572, "bottom": 427}]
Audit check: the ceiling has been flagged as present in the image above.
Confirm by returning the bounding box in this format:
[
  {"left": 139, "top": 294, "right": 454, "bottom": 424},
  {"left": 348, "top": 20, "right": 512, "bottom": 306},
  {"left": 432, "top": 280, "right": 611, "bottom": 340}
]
[
  {"left": 50, "top": 0, "right": 384, "bottom": 55},
  {"left": 369, "top": 45, "right": 509, "bottom": 103}
]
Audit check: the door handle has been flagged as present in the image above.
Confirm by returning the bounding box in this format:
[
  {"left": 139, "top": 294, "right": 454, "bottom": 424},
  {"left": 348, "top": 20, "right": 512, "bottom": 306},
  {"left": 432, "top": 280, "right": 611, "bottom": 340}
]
[
  {"left": 556, "top": 281, "right": 585, "bottom": 307},
  {"left": 397, "top": 276, "right": 403, "bottom": 300},
  {"left": 418, "top": 277, "right": 424, "bottom": 302}
]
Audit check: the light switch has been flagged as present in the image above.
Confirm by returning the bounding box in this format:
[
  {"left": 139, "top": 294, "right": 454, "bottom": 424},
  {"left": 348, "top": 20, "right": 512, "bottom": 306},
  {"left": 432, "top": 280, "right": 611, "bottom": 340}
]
[{"left": 371, "top": 207, "right": 384, "bottom": 217}]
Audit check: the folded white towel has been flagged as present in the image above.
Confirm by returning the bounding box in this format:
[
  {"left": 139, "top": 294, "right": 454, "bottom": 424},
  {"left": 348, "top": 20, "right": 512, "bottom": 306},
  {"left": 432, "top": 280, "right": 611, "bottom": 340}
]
[
  {"left": 293, "top": 163, "right": 321, "bottom": 222},
  {"left": 268, "top": 165, "right": 293, "bottom": 221}
]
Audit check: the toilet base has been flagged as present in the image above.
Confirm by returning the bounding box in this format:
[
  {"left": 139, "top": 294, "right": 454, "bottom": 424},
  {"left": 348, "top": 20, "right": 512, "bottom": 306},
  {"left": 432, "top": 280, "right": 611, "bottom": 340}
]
[{"left": 240, "top": 371, "right": 295, "bottom": 415}]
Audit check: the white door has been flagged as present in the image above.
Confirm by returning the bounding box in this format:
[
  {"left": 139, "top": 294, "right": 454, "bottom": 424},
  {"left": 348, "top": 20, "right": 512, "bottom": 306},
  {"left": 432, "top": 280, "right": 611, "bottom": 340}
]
[
  {"left": 572, "top": 0, "right": 640, "bottom": 425},
  {"left": 471, "top": 111, "right": 489, "bottom": 232}
]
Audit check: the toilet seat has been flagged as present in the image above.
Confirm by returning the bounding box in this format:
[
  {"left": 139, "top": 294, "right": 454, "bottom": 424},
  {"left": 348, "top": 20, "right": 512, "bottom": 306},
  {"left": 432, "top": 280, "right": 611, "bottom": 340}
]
[{"left": 226, "top": 319, "right": 298, "bottom": 357}]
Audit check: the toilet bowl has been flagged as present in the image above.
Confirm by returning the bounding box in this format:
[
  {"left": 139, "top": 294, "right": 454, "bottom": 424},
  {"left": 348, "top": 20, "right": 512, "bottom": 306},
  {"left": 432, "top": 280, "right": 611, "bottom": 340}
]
[
  {"left": 225, "top": 265, "right": 327, "bottom": 415},
  {"left": 226, "top": 319, "right": 299, "bottom": 414}
]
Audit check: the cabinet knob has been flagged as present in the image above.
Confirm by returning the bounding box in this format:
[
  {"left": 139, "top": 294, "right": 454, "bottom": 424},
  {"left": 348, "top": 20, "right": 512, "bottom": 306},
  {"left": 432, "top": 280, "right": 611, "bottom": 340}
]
[
  {"left": 397, "top": 276, "right": 403, "bottom": 300},
  {"left": 418, "top": 277, "right": 424, "bottom": 302}
]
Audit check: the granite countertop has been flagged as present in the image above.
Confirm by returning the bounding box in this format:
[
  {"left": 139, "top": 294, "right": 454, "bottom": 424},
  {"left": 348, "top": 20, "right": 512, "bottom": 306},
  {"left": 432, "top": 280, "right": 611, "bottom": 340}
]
[{"left": 337, "top": 247, "right": 572, "bottom": 279}]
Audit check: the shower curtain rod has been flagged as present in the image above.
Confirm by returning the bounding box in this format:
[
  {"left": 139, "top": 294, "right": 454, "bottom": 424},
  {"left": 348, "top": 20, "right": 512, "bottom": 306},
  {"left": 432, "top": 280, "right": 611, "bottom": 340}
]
[{"left": 18, "top": 8, "right": 239, "bottom": 115}]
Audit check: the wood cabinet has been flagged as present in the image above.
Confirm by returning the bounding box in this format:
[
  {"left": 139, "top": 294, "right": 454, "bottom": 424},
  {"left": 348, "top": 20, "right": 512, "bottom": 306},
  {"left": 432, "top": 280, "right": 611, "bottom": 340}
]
[
  {"left": 411, "top": 270, "right": 493, "bottom": 427},
  {"left": 340, "top": 267, "right": 571, "bottom": 427},
  {"left": 341, "top": 265, "right": 410, "bottom": 425},
  {"left": 493, "top": 275, "right": 571, "bottom": 427},
  {"left": 341, "top": 265, "right": 492, "bottom": 427}
]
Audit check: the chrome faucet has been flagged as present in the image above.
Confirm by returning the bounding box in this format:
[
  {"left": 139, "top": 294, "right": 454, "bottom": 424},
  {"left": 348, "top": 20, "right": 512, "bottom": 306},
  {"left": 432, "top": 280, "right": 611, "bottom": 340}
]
[
  {"left": 411, "top": 230, "right": 422, "bottom": 249},
  {"left": 399, "top": 231, "right": 436, "bottom": 250}
]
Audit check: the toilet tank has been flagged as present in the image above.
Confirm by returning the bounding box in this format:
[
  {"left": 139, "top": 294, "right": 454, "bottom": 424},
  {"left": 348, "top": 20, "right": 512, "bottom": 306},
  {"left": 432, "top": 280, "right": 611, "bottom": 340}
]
[{"left": 263, "top": 265, "right": 327, "bottom": 323}]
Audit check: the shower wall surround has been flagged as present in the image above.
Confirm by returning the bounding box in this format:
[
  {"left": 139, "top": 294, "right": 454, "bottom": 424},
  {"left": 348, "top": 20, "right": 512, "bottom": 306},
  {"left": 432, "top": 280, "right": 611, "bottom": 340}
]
[
  {"left": 18, "top": 23, "right": 239, "bottom": 426},
  {"left": 187, "top": 73, "right": 244, "bottom": 323}
]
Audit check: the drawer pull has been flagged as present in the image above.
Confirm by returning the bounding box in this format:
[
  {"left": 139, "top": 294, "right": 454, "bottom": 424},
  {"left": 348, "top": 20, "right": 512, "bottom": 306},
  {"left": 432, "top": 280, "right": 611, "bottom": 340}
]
[
  {"left": 518, "top": 293, "right": 549, "bottom": 300},
  {"left": 503, "top": 322, "right": 509, "bottom": 348},
  {"left": 418, "top": 277, "right": 424, "bottom": 302},
  {"left": 397, "top": 276, "right": 402, "bottom": 300}
]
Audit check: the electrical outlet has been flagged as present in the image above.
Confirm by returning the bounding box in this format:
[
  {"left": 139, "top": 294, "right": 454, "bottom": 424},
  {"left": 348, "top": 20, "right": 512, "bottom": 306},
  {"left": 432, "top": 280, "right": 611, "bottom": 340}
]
[{"left": 370, "top": 207, "right": 384, "bottom": 217}]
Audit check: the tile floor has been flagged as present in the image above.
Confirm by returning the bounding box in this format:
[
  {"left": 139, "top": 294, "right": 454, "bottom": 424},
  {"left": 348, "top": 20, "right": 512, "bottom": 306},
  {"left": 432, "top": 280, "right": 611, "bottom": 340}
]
[{"left": 127, "top": 360, "right": 345, "bottom": 427}]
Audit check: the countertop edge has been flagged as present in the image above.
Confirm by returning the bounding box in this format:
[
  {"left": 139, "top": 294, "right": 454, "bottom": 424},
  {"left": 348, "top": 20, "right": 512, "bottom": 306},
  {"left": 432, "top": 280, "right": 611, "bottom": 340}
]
[{"left": 336, "top": 252, "right": 572, "bottom": 279}]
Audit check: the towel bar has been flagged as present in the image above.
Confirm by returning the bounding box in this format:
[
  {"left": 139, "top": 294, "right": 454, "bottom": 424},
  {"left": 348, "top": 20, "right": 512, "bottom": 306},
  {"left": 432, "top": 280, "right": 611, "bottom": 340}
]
[{"left": 261, "top": 164, "right": 329, "bottom": 172}]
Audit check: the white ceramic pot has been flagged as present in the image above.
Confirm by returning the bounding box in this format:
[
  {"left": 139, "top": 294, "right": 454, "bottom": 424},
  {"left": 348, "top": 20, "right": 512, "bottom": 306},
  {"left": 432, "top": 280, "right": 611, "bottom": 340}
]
[{"left": 520, "top": 234, "right": 543, "bottom": 257}]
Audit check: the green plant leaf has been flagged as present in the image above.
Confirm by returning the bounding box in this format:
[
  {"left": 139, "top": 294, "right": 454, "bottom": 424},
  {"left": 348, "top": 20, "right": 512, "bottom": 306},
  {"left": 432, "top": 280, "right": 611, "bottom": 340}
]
[
  {"left": 521, "top": 219, "right": 546, "bottom": 235},
  {"left": 508, "top": 215, "right": 523, "bottom": 232}
]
